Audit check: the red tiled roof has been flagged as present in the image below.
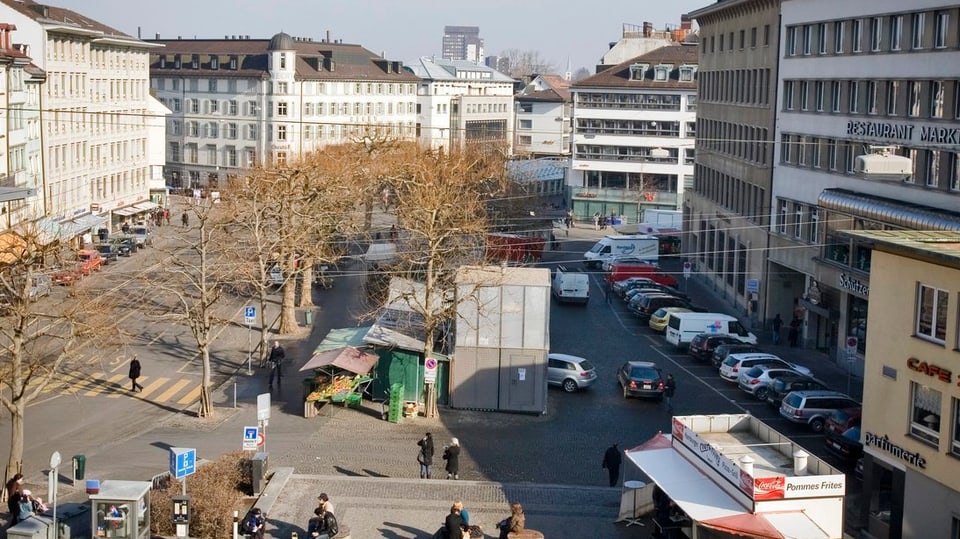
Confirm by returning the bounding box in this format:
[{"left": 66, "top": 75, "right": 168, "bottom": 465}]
[
  {"left": 0, "top": 0, "right": 132, "bottom": 39},
  {"left": 572, "top": 44, "right": 698, "bottom": 90}
]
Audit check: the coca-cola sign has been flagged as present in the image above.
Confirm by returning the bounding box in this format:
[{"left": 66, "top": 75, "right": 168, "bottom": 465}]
[{"left": 753, "top": 476, "right": 786, "bottom": 500}]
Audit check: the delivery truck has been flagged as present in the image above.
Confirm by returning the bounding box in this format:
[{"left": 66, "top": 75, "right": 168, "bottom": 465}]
[{"left": 583, "top": 235, "right": 658, "bottom": 268}]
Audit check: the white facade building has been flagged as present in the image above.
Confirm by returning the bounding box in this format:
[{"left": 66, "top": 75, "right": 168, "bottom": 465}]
[
  {"left": 1, "top": 0, "right": 162, "bottom": 237},
  {"left": 0, "top": 22, "right": 44, "bottom": 231},
  {"left": 568, "top": 44, "right": 698, "bottom": 224},
  {"left": 149, "top": 32, "right": 419, "bottom": 189},
  {"left": 515, "top": 75, "right": 572, "bottom": 158},
  {"left": 769, "top": 0, "right": 960, "bottom": 360},
  {"left": 407, "top": 57, "right": 515, "bottom": 152}
]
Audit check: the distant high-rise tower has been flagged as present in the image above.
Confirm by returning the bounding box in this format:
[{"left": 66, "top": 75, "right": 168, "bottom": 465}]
[{"left": 442, "top": 25, "right": 483, "bottom": 63}]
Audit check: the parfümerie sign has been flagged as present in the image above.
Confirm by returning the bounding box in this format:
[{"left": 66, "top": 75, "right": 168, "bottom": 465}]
[{"left": 847, "top": 120, "right": 960, "bottom": 145}]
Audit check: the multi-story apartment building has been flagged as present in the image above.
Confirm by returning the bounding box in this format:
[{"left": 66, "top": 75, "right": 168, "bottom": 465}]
[
  {"left": 568, "top": 44, "right": 698, "bottom": 223},
  {"left": 686, "top": 0, "right": 780, "bottom": 328},
  {"left": 515, "top": 74, "right": 572, "bottom": 158},
  {"left": 442, "top": 26, "right": 483, "bottom": 64},
  {"left": 0, "top": 22, "right": 44, "bottom": 231},
  {"left": 841, "top": 230, "right": 960, "bottom": 539},
  {"left": 769, "top": 0, "right": 960, "bottom": 362},
  {"left": 1, "top": 0, "right": 164, "bottom": 238},
  {"left": 407, "top": 57, "right": 515, "bottom": 153},
  {"left": 149, "top": 32, "right": 419, "bottom": 189}
]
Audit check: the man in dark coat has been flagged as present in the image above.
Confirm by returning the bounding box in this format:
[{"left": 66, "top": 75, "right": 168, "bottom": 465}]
[
  {"left": 128, "top": 356, "right": 143, "bottom": 392},
  {"left": 602, "top": 443, "right": 622, "bottom": 487},
  {"left": 417, "top": 432, "right": 434, "bottom": 479},
  {"left": 664, "top": 374, "right": 677, "bottom": 412},
  {"left": 443, "top": 437, "right": 460, "bottom": 480},
  {"left": 267, "top": 341, "right": 285, "bottom": 386}
]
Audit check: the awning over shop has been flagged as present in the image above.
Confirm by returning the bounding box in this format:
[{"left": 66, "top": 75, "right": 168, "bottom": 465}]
[
  {"left": 133, "top": 201, "right": 159, "bottom": 212},
  {"left": 71, "top": 213, "right": 108, "bottom": 232},
  {"left": 35, "top": 216, "right": 69, "bottom": 245},
  {"left": 626, "top": 436, "right": 831, "bottom": 539},
  {"left": 113, "top": 206, "right": 139, "bottom": 217},
  {"left": 300, "top": 346, "right": 378, "bottom": 375}
]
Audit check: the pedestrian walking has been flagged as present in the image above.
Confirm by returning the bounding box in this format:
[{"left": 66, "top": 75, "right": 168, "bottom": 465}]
[
  {"left": 128, "top": 355, "right": 143, "bottom": 392},
  {"left": 267, "top": 340, "right": 285, "bottom": 386},
  {"left": 417, "top": 432, "right": 435, "bottom": 479},
  {"left": 772, "top": 314, "right": 783, "bottom": 345},
  {"left": 664, "top": 373, "right": 676, "bottom": 412},
  {"left": 164, "top": 209, "right": 171, "bottom": 226},
  {"left": 593, "top": 212, "right": 601, "bottom": 230},
  {"left": 602, "top": 443, "right": 622, "bottom": 487},
  {"left": 442, "top": 437, "right": 460, "bottom": 480},
  {"left": 788, "top": 318, "right": 801, "bottom": 347},
  {"left": 181, "top": 212, "right": 189, "bottom": 227}
]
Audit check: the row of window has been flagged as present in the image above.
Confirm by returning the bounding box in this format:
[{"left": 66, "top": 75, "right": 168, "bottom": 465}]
[
  {"left": 907, "top": 382, "right": 960, "bottom": 458},
  {"left": 48, "top": 38, "right": 148, "bottom": 71},
  {"left": 785, "top": 8, "right": 958, "bottom": 58},
  {"left": 574, "top": 92, "right": 694, "bottom": 112},
  {"left": 774, "top": 199, "right": 820, "bottom": 245},
  {"left": 698, "top": 68, "right": 772, "bottom": 106},
  {"left": 170, "top": 143, "right": 254, "bottom": 167},
  {"left": 783, "top": 78, "right": 960, "bottom": 120},
  {"left": 692, "top": 164, "right": 767, "bottom": 227},
  {"left": 696, "top": 221, "right": 749, "bottom": 295},
  {"left": 779, "top": 133, "right": 960, "bottom": 192},
  {"left": 627, "top": 63, "right": 698, "bottom": 83},
  {"left": 572, "top": 119, "right": 690, "bottom": 138},
  {"left": 154, "top": 77, "right": 418, "bottom": 97},
  {"left": 46, "top": 109, "right": 144, "bottom": 138},
  {"left": 48, "top": 139, "right": 147, "bottom": 173},
  {"left": 696, "top": 119, "right": 771, "bottom": 167},
  {"left": 701, "top": 24, "right": 772, "bottom": 53},
  {"left": 90, "top": 173, "right": 148, "bottom": 203},
  {"left": 573, "top": 144, "right": 693, "bottom": 165}
]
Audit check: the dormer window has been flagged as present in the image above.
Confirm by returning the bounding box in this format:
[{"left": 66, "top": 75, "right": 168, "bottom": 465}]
[
  {"left": 230, "top": 55, "right": 238, "bottom": 70},
  {"left": 679, "top": 64, "right": 698, "bottom": 82},
  {"left": 211, "top": 56, "right": 219, "bottom": 70},
  {"left": 159, "top": 56, "right": 166, "bottom": 68},
  {"left": 629, "top": 63, "right": 649, "bottom": 81},
  {"left": 174, "top": 54, "right": 181, "bottom": 69},
  {"left": 191, "top": 54, "right": 199, "bottom": 69},
  {"left": 654, "top": 64, "right": 673, "bottom": 81}
]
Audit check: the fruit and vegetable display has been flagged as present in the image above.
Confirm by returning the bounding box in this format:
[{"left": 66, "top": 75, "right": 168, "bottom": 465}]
[{"left": 306, "top": 374, "right": 370, "bottom": 402}]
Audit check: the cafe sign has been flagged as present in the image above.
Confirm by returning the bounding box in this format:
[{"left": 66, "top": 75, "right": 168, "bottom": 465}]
[
  {"left": 839, "top": 273, "right": 869, "bottom": 297},
  {"left": 906, "top": 356, "right": 953, "bottom": 385}
]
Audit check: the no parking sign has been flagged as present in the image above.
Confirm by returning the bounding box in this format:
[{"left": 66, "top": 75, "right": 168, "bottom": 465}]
[{"left": 424, "top": 357, "right": 438, "bottom": 384}]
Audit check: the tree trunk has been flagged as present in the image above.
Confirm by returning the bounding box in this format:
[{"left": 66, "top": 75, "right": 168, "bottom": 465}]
[
  {"left": 258, "top": 294, "right": 269, "bottom": 366},
  {"left": 5, "top": 401, "right": 24, "bottom": 484},
  {"left": 197, "top": 344, "right": 213, "bottom": 418},
  {"left": 363, "top": 197, "right": 374, "bottom": 232},
  {"left": 278, "top": 280, "right": 298, "bottom": 334},
  {"left": 298, "top": 260, "right": 314, "bottom": 307}
]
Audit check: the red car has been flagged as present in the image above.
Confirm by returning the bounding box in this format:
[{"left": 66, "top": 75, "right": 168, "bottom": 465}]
[
  {"left": 78, "top": 249, "right": 104, "bottom": 275},
  {"left": 52, "top": 264, "right": 83, "bottom": 285}
]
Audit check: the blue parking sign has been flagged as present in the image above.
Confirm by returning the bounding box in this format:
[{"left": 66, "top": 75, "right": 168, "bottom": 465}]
[
  {"left": 169, "top": 447, "right": 196, "bottom": 479},
  {"left": 244, "top": 306, "right": 256, "bottom": 324}
]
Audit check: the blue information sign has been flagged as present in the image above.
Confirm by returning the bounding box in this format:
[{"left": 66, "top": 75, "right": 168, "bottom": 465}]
[
  {"left": 169, "top": 447, "right": 197, "bottom": 479},
  {"left": 244, "top": 306, "right": 256, "bottom": 324}
]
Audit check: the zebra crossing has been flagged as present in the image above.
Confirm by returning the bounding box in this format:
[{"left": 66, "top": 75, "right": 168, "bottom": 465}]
[{"left": 43, "top": 371, "right": 203, "bottom": 405}]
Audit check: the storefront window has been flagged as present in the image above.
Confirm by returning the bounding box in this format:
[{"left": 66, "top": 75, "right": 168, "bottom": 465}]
[
  {"left": 848, "top": 297, "right": 868, "bottom": 353},
  {"left": 96, "top": 502, "right": 131, "bottom": 538},
  {"left": 910, "top": 381, "right": 941, "bottom": 446}
]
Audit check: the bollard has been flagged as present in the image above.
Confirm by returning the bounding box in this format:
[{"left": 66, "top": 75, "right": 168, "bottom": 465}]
[{"left": 233, "top": 510, "right": 239, "bottom": 539}]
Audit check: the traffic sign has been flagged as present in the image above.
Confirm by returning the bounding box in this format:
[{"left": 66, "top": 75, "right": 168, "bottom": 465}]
[
  {"left": 257, "top": 393, "right": 271, "bottom": 421},
  {"left": 243, "top": 426, "right": 259, "bottom": 451},
  {"left": 845, "top": 336, "right": 859, "bottom": 362},
  {"left": 244, "top": 306, "right": 256, "bottom": 325},
  {"left": 683, "top": 261, "right": 692, "bottom": 279},
  {"left": 169, "top": 447, "right": 197, "bottom": 479},
  {"left": 424, "top": 357, "right": 438, "bottom": 384},
  {"left": 257, "top": 433, "right": 265, "bottom": 447},
  {"left": 746, "top": 278, "right": 760, "bottom": 293}
]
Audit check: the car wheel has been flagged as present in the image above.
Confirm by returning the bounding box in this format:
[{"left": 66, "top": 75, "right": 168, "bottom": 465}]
[
  {"left": 562, "top": 379, "right": 578, "bottom": 393},
  {"left": 754, "top": 387, "right": 769, "bottom": 401},
  {"left": 622, "top": 385, "right": 630, "bottom": 399},
  {"left": 810, "top": 417, "right": 825, "bottom": 433}
]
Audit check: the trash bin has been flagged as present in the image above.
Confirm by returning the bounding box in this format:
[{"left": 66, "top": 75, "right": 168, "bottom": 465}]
[{"left": 72, "top": 454, "right": 85, "bottom": 481}]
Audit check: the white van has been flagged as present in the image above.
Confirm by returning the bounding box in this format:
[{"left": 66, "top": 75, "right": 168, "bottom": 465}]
[
  {"left": 665, "top": 312, "right": 757, "bottom": 348},
  {"left": 583, "top": 235, "right": 658, "bottom": 268},
  {"left": 552, "top": 266, "right": 590, "bottom": 304}
]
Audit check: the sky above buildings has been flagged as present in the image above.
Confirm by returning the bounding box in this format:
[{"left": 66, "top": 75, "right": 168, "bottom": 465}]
[{"left": 48, "top": 0, "right": 706, "bottom": 74}]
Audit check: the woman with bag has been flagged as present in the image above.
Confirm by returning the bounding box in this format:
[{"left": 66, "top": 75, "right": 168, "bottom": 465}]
[
  {"left": 496, "top": 502, "right": 525, "bottom": 539},
  {"left": 417, "top": 432, "right": 434, "bottom": 479},
  {"left": 442, "top": 437, "right": 460, "bottom": 480}
]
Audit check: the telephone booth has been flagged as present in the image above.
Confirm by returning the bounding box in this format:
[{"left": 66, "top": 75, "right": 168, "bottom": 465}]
[{"left": 89, "top": 480, "right": 151, "bottom": 539}]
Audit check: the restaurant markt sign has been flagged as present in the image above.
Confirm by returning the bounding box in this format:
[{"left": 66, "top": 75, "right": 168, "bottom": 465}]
[{"left": 846, "top": 120, "right": 960, "bottom": 145}]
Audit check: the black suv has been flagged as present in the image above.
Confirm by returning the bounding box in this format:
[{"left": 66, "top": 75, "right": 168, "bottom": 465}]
[{"left": 689, "top": 334, "right": 743, "bottom": 362}]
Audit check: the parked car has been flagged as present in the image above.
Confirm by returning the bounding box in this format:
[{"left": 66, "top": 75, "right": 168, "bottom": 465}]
[
  {"left": 648, "top": 307, "right": 692, "bottom": 333},
  {"left": 611, "top": 277, "right": 656, "bottom": 296},
  {"left": 96, "top": 244, "right": 120, "bottom": 264},
  {"left": 623, "top": 286, "right": 667, "bottom": 303},
  {"left": 765, "top": 375, "right": 832, "bottom": 408},
  {"left": 711, "top": 343, "right": 763, "bottom": 368},
  {"left": 779, "top": 390, "right": 861, "bottom": 432},
  {"left": 634, "top": 295, "right": 690, "bottom": 323},
  {"left": 627, "top": 293, "right": 674, "bottom": 318},
  {"left": 616, "top": 361, "right": 665, "bottom": 400},
  {"left": 824, "top": 407, "right": 863, "bottom": 459},
  {"left": 77, "top": 249, "right": 103, "bottom": 275},
  {"left": 602, "top": 256, "right": 650, "bottom": 272},
  {"left": 736, "top": 365, "right": 807, "bottom": 401},
  {"left": 111, "top": 237, "right": 134, "bottom": 256},
  {"left": 129, "top": 225, "right": 153, "bottom": 247},
  {"left": 547, "top": 353, "right": 598, "bottom": 392},
  {"left": 29, "top": 274, "right": 52, "bottom": 300},
  {"left": 689, "top": 334, "right": 744, "bottom": 362},
  {"left": 719, "top": 353, "right": 812, "bottom": 382},
  {"left": 52, "top": 264, "right": 83, "bottom": 286}
]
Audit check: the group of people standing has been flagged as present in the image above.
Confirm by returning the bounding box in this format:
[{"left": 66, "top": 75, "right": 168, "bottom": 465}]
[{"left": 417, "top": 432, "right": 460, "bottom": 480}]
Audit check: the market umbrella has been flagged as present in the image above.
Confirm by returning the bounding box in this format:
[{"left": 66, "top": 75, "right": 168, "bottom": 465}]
[{"left": 299, "top": 346, "right": 378, "bottom": 375}]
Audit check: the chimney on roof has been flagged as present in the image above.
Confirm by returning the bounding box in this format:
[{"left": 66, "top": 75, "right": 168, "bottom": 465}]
[
  {"left": 155, "top": 33, "right": 159, "bottom": 40},
  {"left": 680, "top": 15, "right": 692, "bottom": 31},
  {"left": 137, "top": 26, "right": 141, "bottom": 39},
  {"left": 643, "top": 22, "right": 653, "bottom": 37},
  {"left": 326, "top": 30, "right": 331, "bottom": 43}
]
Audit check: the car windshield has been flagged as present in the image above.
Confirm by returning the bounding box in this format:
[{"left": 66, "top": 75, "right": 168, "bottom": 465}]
[
  {"left": 579, "top": 360, "right": 596, "bottom": 371},
  {"left": 629, "top": 366, "right": 658, "bottom": 379},
  {"left": 723, "top": 356, "right": 739, "bottom": 367},
  {"left": 783, "top": 393, "right": 803, "bottom": 407},
  {"left": 744, "top": 366, "right": 765, "bottom": 377},
  {"left": 653, "top": 308, "right": 668, "bottom": 317}
]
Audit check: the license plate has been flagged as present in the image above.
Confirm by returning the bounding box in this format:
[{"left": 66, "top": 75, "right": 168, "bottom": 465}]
[
  {"left": 828, "top": 440, "right": 841, "bottom": 451},
  {"left": 643, "top": 384, "right": 652, "bottom": 390}
]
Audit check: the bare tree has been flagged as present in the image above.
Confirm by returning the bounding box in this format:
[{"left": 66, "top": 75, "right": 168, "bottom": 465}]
[
  {"left": 498, "top": 48, "right": 557, "bottom": 80},
  {"left": 0, "top": 225, "right": 115, "bottom": 481},
  {"left": 373, "top": 143, "right": 507, "bottom": 417}
]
